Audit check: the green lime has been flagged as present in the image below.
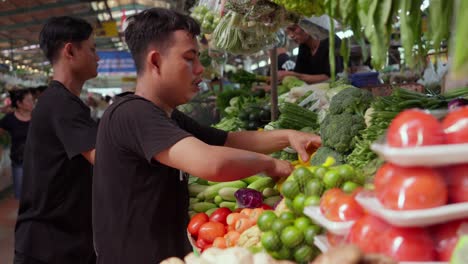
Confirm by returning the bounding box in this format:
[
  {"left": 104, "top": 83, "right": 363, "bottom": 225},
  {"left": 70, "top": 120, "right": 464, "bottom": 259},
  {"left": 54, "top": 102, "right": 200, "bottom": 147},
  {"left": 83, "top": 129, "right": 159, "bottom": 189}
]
[
  {"left": 304, "top": 178, "right": 325, "bottom": 196},
  {"left": 304, "top": 195, "right": 321, "bottom": 207},
  {"left": 271, "top": 218, "right": 293, "bottom": 234},
  {"left": 342, "top": 181, "right": 360, "bottom": 193},
  {"left": 294, "top": 216, "right": 312, "bottom": 232},
  {"left": 270, "top": 246, "right": 292, "bottom": 260},
  {"left": 323, "top": 170, "right": 343, "bottom": 189},
  {"left": 257, "top": 211, "right": 277, "bottom": 232},
  {"left": 304, "top": 225, "right": 322, "bottom": 246},
  {"left": 294, "top": 244, "right": 317, "bottom": 263},
  {"left": 279, "top": 211, "right": 296, "bottom": 222},
  {"left": 285, "top": 198, "right": 294, "bottom": 212},
  {"left": 293, "top": 167, "right": 314, "bottom": 186},
  {"left": 292, "top": 194, "right": 306, "bottom": 215},
  {"left": 307, "top": 166, "right": 319, "bottom": 175},
  {"left": 315, "top": 167, "right": 328, "bottom": 179},
  {"left": 335, "top": 164, "right": 356, "bottom": 181},
  {"left": 281, "top": 226, "right": 304, "bottom": 248},
  {"left": 281, "top": 180, "right": 300, "bottom": 200},
  {"left": 261, "top": 231, "right": 282, "bottom": 251}
]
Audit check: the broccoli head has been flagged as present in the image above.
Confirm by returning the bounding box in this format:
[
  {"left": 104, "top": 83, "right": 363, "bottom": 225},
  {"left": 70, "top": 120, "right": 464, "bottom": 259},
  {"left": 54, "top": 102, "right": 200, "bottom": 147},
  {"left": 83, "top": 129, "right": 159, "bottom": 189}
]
[
  {"left": 310, "top": 146, "right": 345, "bottom": 166},
  {"left": 329, "top": 86, "right": 373, "bottom": 116},
  {"left": 320, "top": 113, "right": 366, "bottom": 154}
]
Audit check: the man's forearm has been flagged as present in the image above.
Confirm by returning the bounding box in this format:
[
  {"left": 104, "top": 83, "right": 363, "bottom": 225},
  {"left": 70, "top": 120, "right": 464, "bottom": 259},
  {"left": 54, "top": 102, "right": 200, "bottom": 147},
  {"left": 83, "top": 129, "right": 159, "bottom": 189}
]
[
  {"left": 225, "top": 130, "right": 291, "bottom": 154},
  {"left": 296, "top": 73, "right": 329, "bottom": 84}
]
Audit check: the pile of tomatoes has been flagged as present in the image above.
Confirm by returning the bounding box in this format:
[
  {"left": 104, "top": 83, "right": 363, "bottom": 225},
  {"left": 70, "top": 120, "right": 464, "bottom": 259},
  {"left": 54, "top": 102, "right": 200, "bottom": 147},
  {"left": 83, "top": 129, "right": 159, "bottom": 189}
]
[{"left": 188, "top": 207, "right": 268, "bottom": 252}]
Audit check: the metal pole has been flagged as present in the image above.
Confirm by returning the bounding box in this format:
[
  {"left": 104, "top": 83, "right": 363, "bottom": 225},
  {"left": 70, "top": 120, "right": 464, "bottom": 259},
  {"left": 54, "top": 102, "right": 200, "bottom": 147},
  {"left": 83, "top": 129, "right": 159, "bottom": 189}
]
[{"left": 270, "top": 47, "right": 279, "bottom": 121}]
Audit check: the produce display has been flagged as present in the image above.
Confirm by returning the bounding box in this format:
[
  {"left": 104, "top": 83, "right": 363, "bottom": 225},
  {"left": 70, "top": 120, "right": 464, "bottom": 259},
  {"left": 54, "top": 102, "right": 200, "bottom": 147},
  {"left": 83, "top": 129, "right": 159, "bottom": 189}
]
[{"left": 190, "top": 5, "right": 221, "bottom": 34}]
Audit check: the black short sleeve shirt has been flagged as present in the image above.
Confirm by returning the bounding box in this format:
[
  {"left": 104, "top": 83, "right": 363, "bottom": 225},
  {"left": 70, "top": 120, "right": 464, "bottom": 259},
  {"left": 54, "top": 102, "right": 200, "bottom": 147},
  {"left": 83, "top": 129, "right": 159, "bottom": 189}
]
[
  {"left": 93, "top": 94, "right": 227, "bottom": 264},
  {"left": 0, "top": 113, "right": 29, "bottom": 164},
  {"left": 294, "top": 38, "right": 344, "bottom": 76},
  {"left": 15, "top": 81, "right": 97, "bottom": 264}
]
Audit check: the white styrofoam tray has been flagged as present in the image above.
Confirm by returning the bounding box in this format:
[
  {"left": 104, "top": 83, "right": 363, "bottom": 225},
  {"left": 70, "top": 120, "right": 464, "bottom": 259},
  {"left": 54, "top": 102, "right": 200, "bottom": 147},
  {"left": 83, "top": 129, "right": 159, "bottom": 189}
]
[
  {"left": 313, "top": 235, "right": 447, "bottom": 264},
  {"left": 355, "top": 192, "right": 468, "bottom": 227},
  {"left": 371, "top": 142, "right": 468, "bottom": 167},
  {"left": 303, "top": 206, "right": 354, "bottom": 236}
]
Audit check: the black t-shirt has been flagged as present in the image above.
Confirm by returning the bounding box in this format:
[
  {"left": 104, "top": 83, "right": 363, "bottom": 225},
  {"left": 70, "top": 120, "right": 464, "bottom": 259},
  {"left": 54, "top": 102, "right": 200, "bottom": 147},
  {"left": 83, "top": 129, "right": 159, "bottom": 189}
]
[
  {"left": 93, "top": 94, "right": 228, "bottom": 264},
  {"left": 0, "top": 112, "right": 29, "bottom": 164},
  {"left": 294, "top": 38, "right": 344, "bottom": 76},
  {"left": 15, "top": 81, "right": 98, "bottom": 264}
]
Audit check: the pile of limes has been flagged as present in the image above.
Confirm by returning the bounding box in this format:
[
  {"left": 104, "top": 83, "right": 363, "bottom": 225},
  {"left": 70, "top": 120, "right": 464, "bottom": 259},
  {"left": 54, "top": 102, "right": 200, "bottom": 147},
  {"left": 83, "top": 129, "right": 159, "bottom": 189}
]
[{"left": 258, "top": 210, "right": 321, "bottom": 263}]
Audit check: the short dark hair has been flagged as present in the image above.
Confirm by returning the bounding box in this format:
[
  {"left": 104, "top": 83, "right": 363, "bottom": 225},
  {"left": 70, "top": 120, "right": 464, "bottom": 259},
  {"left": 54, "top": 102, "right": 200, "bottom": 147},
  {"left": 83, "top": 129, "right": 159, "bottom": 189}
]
[
  {"left": 124, "top": 8, "right": 200, "bottom": 73},
  {"left": 9, "top": 89, "right": 32, "bottom": 108},
  {"left": 39, "top": 16, "right": 93, "bottom": 63}
]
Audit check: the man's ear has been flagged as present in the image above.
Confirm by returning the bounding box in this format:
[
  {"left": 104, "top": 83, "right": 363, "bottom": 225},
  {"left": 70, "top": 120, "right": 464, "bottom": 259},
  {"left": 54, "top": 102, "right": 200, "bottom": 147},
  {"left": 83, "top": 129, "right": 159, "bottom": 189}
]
[
  {"left": 63, "top": 43, "right": 74, "bottom": 59},
  {"left": 148, "top": 50, "right": 162, "bottom": 74}
]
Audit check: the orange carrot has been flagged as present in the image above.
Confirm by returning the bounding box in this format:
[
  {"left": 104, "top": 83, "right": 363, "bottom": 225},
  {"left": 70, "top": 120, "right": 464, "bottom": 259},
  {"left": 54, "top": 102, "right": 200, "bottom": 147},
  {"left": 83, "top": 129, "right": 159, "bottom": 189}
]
[
  {"left": 224, "top": 231, "right": 240, "bottom": 247},
  {"left": 226, "top": 213, "right": 246, "bottom": 226},
  {"left": 249, "top": 208, "right": 264, "bottom": 223},
  {"left": 235, "top": 218, "right": 255, "bottom": 233},
  {"left": 240, "top": 208, "right": 253, "bottom": 217}
]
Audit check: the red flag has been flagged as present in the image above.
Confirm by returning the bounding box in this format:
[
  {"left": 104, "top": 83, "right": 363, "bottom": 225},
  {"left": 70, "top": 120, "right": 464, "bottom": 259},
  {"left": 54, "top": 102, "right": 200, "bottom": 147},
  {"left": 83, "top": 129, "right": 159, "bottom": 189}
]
[{"left": 120, "top": 9, "right": 126, "bottom": 31}]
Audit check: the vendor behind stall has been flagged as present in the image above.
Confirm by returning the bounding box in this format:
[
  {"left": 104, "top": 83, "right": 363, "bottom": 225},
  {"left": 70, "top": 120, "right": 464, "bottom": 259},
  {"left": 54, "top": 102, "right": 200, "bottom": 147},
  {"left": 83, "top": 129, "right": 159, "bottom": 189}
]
[{"left": 279, "top": 23, "right": 343, "bottom": 84}]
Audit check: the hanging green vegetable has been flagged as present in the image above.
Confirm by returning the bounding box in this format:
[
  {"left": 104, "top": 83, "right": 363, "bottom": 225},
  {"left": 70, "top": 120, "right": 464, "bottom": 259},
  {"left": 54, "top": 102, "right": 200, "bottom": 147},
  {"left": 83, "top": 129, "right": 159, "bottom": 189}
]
[
  {"left": 340, "top": 37, "right": 351, "bottom": 74},
  {"left": 452, "top": 0, "right": 468, "bottom": 78},
  {"left": 429, "top": 0, "right": 453, "bottom": 52},
  {"left": 327, "top": 0, "right": 336, "bottom": 82},
  {"left": 399, "top": 0, "right": 423, "bottom": 68}
]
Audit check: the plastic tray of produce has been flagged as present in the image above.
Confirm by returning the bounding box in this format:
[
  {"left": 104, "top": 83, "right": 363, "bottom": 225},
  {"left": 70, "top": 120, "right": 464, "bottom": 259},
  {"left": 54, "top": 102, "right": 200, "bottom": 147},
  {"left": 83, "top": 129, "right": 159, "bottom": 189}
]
[
  {"left": 355, "top": 192, "right": 468, "bottom": 227},
  {"left": 314, "top": 235, "right": 447, "bottom": 264},
  {"left": 371, "top": 142, "right": 468, "bottom": 167},
  {"left": 304, "top": 206, "right": 354, "bottom": 236}
]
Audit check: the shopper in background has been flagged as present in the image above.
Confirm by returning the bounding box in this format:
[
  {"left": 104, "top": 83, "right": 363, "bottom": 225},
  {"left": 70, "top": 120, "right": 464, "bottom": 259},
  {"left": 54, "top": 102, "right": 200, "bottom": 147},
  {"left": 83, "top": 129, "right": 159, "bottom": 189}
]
[
  {"left": 14, "top": 16, "right": 99, "bottom": 264},
  {"left": 278, "top": 24, "right": 343, "bottom": 84},
  {"left": 0, "top": 89, "right": 33, "bottom": 199},
  {"left": 93, "top": 8, "right": 321, "bottom": 264}
]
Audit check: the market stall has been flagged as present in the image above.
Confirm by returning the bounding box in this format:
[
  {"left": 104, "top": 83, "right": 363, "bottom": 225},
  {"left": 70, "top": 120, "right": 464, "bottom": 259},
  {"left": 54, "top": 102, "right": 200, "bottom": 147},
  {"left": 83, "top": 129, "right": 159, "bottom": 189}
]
[{"left": 175, "top": 0, "right": 468, "bottom": 263}]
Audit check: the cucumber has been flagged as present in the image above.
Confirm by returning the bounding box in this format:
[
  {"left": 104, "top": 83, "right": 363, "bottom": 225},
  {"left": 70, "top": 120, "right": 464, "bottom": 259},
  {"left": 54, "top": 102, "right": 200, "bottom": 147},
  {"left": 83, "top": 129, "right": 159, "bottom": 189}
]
[
  {"left": 219, "top": 201, "right": 237, "bottom": 211},
  {"left": 192, "top": 202, "right": 217, "bottom": 213},
  {"left": 264, "top": 196, "right": 282, "bottom": 208},
  {"left": 207, "top": 181, "right": 219, "bottom": 186},
  {"left": 247, "top": 177, "right": 275, "bottom": 192},
  {"left": 196, "top": 191, "right": 205, "bottom": 200},
  {"left": 196, "top": 178, "right": 209, "bottom": 185},
  {"left": 189, "top": 184, "right": 208, "bottom": 197},
  {"left": 203, "top": 181, "right": 247, "bottom": 200},
  {"left": 214, "top": 195, "right": 223, "bottom": 205},
  {"left": 262, "top": 187, "right": 279, "bottom": 198},
  {"left": 218, "top": 187, "right": 238, "bottom": 202},
  {"left": 206, "top": 207, "right": 218, "bottom": 216},
  {"left": 242, "top": 175, "right": 264, "bottom": 184},
  {"left": 189, "top": 198, "right": 199, "bottom": 204}
]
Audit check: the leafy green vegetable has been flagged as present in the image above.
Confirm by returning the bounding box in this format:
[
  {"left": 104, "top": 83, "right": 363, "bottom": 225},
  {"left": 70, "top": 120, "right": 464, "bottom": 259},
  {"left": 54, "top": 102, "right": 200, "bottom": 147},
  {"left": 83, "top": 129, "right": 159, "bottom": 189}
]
[
  {"left": 310, "top": 146, "right": 345, "bottom": 166},
  {"left": 399, "top": 0, "right": 423, "bottom": 68},
  {"left": 328, "top": 86, "right": 373, "bottom": 116},
  {"left": 452, "top": 0, "right": 468, "bottom": 78},
  {"left": 282, "top": 76, "right": 306, "bottom": 90},
  {"left": 320, "top": 113, "right": 366, "bottom": 154}
]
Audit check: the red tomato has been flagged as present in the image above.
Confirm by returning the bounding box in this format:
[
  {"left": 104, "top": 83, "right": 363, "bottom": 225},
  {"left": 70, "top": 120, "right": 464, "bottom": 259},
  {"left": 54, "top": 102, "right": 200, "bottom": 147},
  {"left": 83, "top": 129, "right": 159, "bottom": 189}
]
[
  {"left": 260, "top": 204, "right": 273, "bottom": 210},
  {"left": 380, "top": 226, "right": 436, "bottom": 261},
  {"left": 446, "top": 164, "right": 468, "bottom": 203},
  {"left": 198, "top": 222, "right": 226, "bottom": 243},
  {"left": 442, "top": 106, "right": 468, "bottom": 144},
  {"left": 327, "top": 232, "right": 346, "bottom": 247},
  {"left": 188, "top": 213, "right": 209, "bottom": 236},
  {"left": 209, "top": 208, "right": 231, "bottom": 225},
  {"left": 374, "top": 163, "right": 398, "bottom": 197},
  {"left": 379, "top": 167, "right": 447, "bottom": 210},
  {"left": 324, "top": 195, "right": 364, "bottom": 222},
  {"left": 348, "top": 215, "right": 390, "bottom": 254},
  {"left": 320, "top": 188, "right": 343, "bottom": 212},
  {"left": 387, "top": 109, "right": 445, "bottom": 147},
  {"left": 432, "top": 219, "right": 468, "bottom": 261},
  {"left": 196, "top": 237, "right": 212, "bottom": 250}
]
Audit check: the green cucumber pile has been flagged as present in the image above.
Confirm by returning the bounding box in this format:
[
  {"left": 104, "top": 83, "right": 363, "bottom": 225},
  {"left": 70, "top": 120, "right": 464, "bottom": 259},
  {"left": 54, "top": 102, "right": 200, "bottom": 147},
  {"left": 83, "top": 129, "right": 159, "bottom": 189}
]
[{"left": 188, "top": 176, "right": 281, "bottom": 217}]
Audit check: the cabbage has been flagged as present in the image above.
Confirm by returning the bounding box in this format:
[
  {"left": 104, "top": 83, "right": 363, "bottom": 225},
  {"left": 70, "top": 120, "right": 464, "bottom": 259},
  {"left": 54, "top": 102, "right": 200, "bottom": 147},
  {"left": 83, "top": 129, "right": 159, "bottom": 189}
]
[{"left": 234, "top": 188, "right": 263, "bottom": 208}]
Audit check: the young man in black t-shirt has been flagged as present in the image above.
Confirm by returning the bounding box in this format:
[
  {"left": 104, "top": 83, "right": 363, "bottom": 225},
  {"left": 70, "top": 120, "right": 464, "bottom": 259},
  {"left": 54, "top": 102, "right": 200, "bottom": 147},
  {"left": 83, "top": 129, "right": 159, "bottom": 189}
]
[
  {"left": 93, "top": 8, "right": 321, "bottom": 264},
  {"left": 14, "top": 16, "right": 99, "bottom": 264}
]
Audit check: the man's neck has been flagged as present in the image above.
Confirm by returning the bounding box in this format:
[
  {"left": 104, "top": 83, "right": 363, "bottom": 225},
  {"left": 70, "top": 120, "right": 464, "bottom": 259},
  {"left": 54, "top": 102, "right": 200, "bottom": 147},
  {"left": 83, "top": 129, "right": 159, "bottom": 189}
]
[
  {"left": 52, "top": 65, "right": 85, "bottom": 97},
  {"left": 305, "top": 38, "right": 320, "bottom": 54},
  {"left": 134, "top": 77, "right": 174, "bottom": 117}
]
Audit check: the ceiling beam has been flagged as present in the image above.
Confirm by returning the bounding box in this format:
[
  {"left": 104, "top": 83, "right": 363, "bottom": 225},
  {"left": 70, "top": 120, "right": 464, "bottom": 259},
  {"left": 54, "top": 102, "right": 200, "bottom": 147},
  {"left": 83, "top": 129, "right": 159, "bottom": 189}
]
[
  {"left": 0, "top": 10, "right": 98, "bottom": 31},
  {"left": 0, "top": 0, "right": 82, "bottom": 18}
]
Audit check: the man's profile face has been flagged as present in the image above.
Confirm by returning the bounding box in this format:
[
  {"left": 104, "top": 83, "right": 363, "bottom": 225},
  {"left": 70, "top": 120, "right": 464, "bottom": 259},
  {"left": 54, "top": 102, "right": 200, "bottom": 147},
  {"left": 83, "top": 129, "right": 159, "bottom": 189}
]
[
  {"left": 287, "top": 25, "right": 310, "bottom": 45},
  {"left": 71, "top": 36, "right": 100, "bottom": 80}
]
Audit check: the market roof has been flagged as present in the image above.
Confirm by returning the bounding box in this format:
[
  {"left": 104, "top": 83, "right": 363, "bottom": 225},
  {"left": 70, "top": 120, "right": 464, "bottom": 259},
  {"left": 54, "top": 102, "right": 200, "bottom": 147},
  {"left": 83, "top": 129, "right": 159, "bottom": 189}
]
[{"left": 0, "top": 0, "right": 190, "bottom": 75}]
